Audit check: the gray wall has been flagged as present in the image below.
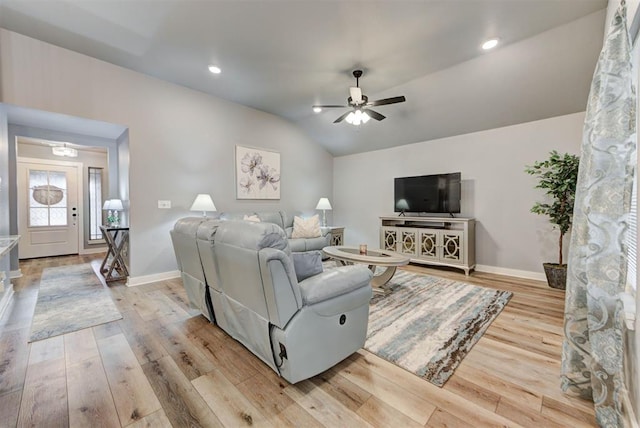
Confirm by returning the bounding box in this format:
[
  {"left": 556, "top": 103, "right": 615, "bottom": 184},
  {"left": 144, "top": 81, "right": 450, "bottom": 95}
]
[
  {"left": 0, "top": 29, "right": 333, "bottom": 278},
  {"left": 333, "top": 112, "right": 584, "bottom": 277}
]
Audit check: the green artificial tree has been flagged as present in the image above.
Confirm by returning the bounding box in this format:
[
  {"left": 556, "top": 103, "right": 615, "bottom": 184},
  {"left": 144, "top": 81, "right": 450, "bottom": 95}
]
[{"left": 525, "top": 150, "right": 580, "bottom": 267}]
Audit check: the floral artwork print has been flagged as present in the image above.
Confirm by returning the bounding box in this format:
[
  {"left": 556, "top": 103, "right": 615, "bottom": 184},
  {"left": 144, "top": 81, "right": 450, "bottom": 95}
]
[{"left": 236, "top": 145, "right": 281, "bottom": 199}]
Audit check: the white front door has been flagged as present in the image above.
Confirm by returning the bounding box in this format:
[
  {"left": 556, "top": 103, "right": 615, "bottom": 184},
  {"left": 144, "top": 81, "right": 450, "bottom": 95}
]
[{"left": 17, "top": 159, "right": 81, "bottom": 259}]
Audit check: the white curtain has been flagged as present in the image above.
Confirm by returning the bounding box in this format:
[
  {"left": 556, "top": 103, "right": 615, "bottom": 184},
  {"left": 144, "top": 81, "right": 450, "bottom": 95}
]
[{"left": 560, "top": 1, "right": 637, "bottom": 426}]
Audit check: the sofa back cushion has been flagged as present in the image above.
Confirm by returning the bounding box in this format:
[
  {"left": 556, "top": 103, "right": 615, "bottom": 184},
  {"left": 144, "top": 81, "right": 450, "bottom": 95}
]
[{"left": 214, "top": 221, "right": 299, "bottom": 320}]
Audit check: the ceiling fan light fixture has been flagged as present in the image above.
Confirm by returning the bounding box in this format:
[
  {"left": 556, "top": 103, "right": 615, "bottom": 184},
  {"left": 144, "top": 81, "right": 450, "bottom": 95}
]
[
  {"left": 312, "top": 106, "right": 322, "bottom": 113},
  {"left": 482, "top": 38, "right": 499, "bottom": 50}
]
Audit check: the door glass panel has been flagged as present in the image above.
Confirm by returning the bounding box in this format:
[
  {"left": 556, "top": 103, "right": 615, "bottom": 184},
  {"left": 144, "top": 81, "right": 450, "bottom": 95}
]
[
  {"left": 29, "top": 208, "right": 49, "bottom": 226},
  {"left": 28, "top": 169, "right": 68, "bottom": 227}
]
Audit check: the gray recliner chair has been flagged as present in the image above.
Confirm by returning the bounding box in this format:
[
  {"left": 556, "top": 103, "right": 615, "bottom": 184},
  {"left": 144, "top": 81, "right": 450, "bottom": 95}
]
[{"left": 178, "top": 219, "right": 373, "bottom": 383}]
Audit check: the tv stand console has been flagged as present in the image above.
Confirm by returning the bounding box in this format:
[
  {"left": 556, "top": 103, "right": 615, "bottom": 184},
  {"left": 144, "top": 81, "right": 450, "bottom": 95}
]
[{"left": 380, "top": 216, "right": 475, "bottom": 275}]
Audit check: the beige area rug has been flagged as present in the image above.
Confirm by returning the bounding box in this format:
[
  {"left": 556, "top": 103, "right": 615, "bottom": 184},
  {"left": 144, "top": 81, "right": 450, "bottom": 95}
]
[
  {"left": 29, "top": 264, "right": 122, "bottom": 342},
  {"left": 324, "top": 261, "right": 512, "bottom": 386},
  {"left": 365, "top": 270, "right": 512, "bottom": 386}
]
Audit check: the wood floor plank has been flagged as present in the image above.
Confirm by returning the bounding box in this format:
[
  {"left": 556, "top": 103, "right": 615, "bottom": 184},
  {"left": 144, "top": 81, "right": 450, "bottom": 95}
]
[
  {"left": 0, "top": 389, "right": 22, "bottom": 428},
  {"left": 236, "top": 371, "right": 295, "bottom": 416},
  {"left": 17, "top": 357, "right": 68, "bottom": 427},
  {"left": 425, "top": 407, "right": 473, "bottom": 428},
  {"left": 143, "top": 356, "right": 222, "bottom": 428},
  {"left": 345, "top": 351, "right": 520, "bottom": 427},
  {"left": 497, "top": 397, "right": 595, "bottom": 428},
  {"left": 356, "top": 396, "right": 423, "bottom": 428},
  {"left": 66, "top": 356, "right": 120, "bottom": 428},
  {"left": 541, "top": 395, "right": 598, "bottom": 427},
  {"left": 309, "top": 366, "right": 372, "bottom": 412},
  {"left": 441, "top": 375, "right": 500, "bottom": 412},
  {"left": 92, "top": 320, "right": 123, "bottom": 340},
  {"left": 117, "top": 309, "right": 168, "bottom": 365},
  {"left": 64, "top": 327, "right": 100, "bottom": 366},
  {"left": 268, "top": 402, "right": 324, "bottom": 427},
  {"left": 97, "top": 333, "right": 162, "bottom": 426},
  {"left": 186, "top": 325, "right": 258, "bottom": 385},
  {"left": 284, "top": 379, "right": 372, "bottom": 427},
  {"left": 335, "top": 355, "right": 437, "bottom": 425},
  {"left": 0, "top": 328, "right": 30, "bottom": 395},
  {"left": 192, "top": 369, "right": 273, "bottom": 427},
  {"left": 126, "top": 409, "right": 174, "bottom": 428},
  {"left": 452, "top": 362, "right": 543, "bottom": 411},
  {"left": 150, "top": 322, "right": 215, "bottom": 381}
]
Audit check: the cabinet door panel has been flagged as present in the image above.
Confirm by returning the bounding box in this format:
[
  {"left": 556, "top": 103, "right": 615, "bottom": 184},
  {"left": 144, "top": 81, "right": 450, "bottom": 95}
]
[
  {"left": 441, "top": 230, "right": 464, "bottom": 264},
  {"left": 381, "top": 227, "right": 399, "bottom": 252},
  {"left": 418, "top": 230, "right": 439, "bottom": 261},
  {"left": 399, "top": 228, "right": 418, "bottom": 256}
]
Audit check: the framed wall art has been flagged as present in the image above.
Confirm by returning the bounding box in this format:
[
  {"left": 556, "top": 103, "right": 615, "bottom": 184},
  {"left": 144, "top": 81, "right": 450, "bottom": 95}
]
[{"left": 235, "top": 145, "right": 281, "bottom": 200}]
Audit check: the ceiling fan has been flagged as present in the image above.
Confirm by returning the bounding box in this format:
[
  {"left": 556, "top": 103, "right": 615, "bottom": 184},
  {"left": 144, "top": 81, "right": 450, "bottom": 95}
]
[{"left": 312, "top": 70, "right": 406, "bottom": 125}]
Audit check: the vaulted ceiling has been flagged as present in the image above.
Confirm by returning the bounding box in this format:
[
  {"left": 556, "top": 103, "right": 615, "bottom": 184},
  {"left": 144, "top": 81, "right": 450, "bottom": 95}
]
[{"left": 0, "top": 0, "right": 607, "bottom": 156}]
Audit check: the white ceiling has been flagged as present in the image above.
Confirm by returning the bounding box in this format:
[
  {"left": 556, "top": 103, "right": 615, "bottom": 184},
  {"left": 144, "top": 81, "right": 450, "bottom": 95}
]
[{"left": 0, "top": 0, "right": 607, "bottom": 156}]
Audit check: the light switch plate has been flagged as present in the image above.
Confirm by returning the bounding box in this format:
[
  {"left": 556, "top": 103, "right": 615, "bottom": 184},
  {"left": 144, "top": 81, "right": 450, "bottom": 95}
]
[{"left": 158, "top": 200, "right": 171, "bottom": 209}]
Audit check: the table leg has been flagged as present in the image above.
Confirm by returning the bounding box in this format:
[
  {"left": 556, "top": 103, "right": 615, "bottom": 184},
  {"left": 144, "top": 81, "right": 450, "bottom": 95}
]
[{"left": 369, "top": 265, "right": 397, "bottom": 295}]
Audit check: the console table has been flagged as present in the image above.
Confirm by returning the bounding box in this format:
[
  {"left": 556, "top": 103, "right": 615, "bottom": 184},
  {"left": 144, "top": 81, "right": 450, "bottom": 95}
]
[
  {"left": 322, "top": 226, "right": 344, "bottom": 246},
  {"left": 380, "top": 216, "right": 475, "bottom": 275},
  {"left": 99, "top": 225, "right": 129, "bottom": 282}
]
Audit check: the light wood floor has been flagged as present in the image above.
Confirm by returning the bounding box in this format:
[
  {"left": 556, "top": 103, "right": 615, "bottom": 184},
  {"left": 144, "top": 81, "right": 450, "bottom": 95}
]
[{"left": 0, "top": 254, "right": 596, "bottom": 427}]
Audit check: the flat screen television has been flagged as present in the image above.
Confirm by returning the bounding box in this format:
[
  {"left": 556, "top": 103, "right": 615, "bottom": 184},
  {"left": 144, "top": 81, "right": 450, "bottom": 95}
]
[{"left": 394, "top": 172, "right": 461, "bottom": 215}]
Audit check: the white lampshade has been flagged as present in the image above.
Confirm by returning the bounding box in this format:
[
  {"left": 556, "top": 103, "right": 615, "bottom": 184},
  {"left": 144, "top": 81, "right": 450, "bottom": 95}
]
[
  {"left": 315, "top": 198, "right": 332, "bottom": 210},
  {"left": 396, "top": 199, "right": 410, "bottom": 211},
  {"left": 109, "top": 199, "right": 124, "bottom": 211},
  {"left": 190, "top": 194, "right": 217, "bottom": 216},
  {"left": 102, "top": 200, "right": 112, "bottom": 210}
]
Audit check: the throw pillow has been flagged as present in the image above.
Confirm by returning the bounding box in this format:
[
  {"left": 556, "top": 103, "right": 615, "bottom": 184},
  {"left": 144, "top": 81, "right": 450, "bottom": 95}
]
[
  {"left": 291, "top": 215, "right": 321, "bottom": 238},
  {"left": 292, "top": 251, "right": 323, "bottom": 282},
  {"left": 243, "top": 214, "right": 261, "bottom": 222}
]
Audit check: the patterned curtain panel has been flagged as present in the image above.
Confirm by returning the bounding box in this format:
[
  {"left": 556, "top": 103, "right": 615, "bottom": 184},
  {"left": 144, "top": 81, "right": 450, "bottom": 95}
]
[{"left": 560, "top": 1, "right": 636, "bottom": 426}]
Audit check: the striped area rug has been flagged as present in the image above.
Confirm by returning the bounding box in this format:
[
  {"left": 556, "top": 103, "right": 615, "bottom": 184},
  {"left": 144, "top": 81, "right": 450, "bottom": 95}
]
[
  {"left": 363, "top": 269, "right": 512, "bottom": 387},
  {"left": 29, "top": 264, "right": 122, "bottom": 342}
]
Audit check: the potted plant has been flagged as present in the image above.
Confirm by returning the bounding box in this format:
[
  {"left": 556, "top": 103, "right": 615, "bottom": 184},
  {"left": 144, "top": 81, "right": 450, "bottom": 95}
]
[{"left": 525, "top": 150, "right": 580, "bottom": 289}]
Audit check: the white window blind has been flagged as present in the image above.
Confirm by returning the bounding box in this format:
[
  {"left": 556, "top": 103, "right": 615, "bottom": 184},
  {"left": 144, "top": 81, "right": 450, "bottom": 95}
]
[{"left": 627, "top": 176, "right": 637, "bottom": 292}]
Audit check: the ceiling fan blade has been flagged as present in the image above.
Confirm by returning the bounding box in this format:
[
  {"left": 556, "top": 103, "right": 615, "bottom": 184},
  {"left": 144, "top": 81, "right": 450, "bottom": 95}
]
[
  {"left": 367, "top": 95, "right": 406, "bottom": 107},
  {"left": 333, "top": 111, "right": 352, "bottom": 123},
  {"left": 364, "top": 109, "right": 385, "bottom": 121},
  {"left": 349, "top": 87, "right": 363, "bottom": 104},
  {"left": 313, "top": 104, "right": 348, "bottom": 109}
]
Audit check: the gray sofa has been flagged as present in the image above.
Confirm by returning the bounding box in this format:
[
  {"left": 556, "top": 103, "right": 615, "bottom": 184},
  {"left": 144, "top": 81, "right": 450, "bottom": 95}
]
[
  {"left": 212, "top": 210, "right": 331, "bottom": 252},
  {"left": 170, "top": 218, "right": 373, "bottom": 383}
]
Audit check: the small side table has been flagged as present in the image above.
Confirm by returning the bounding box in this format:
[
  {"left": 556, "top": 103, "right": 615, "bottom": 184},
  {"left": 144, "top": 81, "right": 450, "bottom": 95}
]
[
  {"left": 322, "top": 226, "right": 344, "bottom": 246},
  {"left": 99, "top": 225, "right": 129, "bottom": 282}
]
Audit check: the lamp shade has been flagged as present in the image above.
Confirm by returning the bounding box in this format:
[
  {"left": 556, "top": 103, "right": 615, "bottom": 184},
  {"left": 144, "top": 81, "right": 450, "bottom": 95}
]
[
  {"left": 315, "top": 198, "right": 332, "bottom": 210},
  {"left": 102, "top": 200, "right": 112, "bottom": 210},
  {"left": 109, "top": 199, "right": 124, "bottom": 211},
  {"left": 190, "top": 194, "right": 217, "bottom": 213},
  {"left": 396, "top": 198, "right": 410, "bottom": 211}
]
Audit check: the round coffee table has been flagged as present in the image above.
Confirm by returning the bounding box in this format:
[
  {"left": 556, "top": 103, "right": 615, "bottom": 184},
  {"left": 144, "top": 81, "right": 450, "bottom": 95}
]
[{"left": 322, "top": 246, "right": 410, "bottom": 295}]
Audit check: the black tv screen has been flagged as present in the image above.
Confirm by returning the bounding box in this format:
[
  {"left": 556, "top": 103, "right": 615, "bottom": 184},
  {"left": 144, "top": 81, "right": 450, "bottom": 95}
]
[{"left": 394, "top": 173, "right": 461, "bottom": 214}]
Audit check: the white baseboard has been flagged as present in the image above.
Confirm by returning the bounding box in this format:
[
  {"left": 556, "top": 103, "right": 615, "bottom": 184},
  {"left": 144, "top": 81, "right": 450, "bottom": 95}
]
[
  {"left": 0, "top": 285, "right": 14, "bottom": 320},
  {"left": 475, "top": 264, "right": 546, "bottom": 281},
  {"left": 10, "top": 269, "right": 22, "bottom": 279},
  {"left": 127, "top": 270, "right": 180, "bottom": 287},
  {"left": 80, "top": 247, "right": 107, "bottom": 255}
]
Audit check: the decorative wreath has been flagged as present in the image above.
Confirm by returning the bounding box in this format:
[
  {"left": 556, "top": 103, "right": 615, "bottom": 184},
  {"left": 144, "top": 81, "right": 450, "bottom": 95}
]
[{"left": 32, "top": 185, "right": 64, "bottom": 205}]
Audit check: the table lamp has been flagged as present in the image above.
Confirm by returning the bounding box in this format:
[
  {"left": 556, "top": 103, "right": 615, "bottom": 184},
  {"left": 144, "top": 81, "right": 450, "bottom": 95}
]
[
  {"left": 190, "top": 194, "right": 217, "bottom": 217},
  {"left": 315, "top": 197, "right": 332, "bottom": 227},
  {"left": 110, "top": 199, "right": 124, "bottom": 226}
]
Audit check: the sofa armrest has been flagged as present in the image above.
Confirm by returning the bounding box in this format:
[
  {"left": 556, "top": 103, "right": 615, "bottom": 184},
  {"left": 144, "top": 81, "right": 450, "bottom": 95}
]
[
  {"left": 319, "top": 227, "right": 332, "bottom": 237},
  {"left": 298, "top": 265, "right": 372, "bottom": 305}
]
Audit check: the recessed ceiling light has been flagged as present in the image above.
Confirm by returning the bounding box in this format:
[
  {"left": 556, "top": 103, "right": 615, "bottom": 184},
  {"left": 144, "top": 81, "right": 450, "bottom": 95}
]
[
  {"left": 482, "top": 38, "right": 499, "bottom": 50},
  {"left": 313, "top": 106, "right": 322, "bottom": 113},
  {"left": 208, "top": 65, "right": 221, "bottom": 74}
]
